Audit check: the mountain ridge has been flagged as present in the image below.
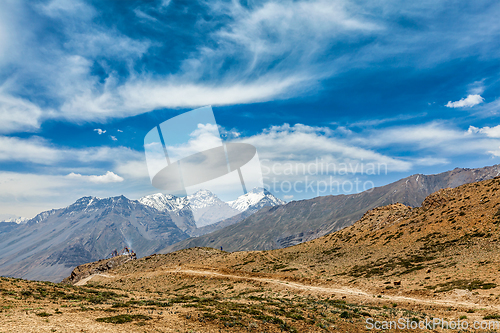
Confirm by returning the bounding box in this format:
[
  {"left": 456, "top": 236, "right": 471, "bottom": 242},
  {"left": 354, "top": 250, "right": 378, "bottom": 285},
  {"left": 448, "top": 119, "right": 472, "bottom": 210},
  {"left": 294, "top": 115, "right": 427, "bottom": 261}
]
[
  {"left": 139, "top": 188, "right": 284, "bottom": 228},
  {"left": 0, "top": 189, "right": 284, "bottom": 281},
  {"left": 161, "top": 164, "right": 500, "bottom": 253},
  {"left": 53, "top": 175, "right": 500, "bottom": 332}
]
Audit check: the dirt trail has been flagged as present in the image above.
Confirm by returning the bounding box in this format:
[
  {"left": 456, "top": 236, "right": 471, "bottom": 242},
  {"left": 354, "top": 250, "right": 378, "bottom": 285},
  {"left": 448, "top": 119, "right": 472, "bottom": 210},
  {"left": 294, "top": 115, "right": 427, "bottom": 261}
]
[
  {"left": 166, "top": 269, "right": 500, "bottom": 312},
  {"left": 79, "top": 267, "right": 500, "bottom": 312},
  {"left": 74, "top": 273, "right": 115, "bottom": 286}
]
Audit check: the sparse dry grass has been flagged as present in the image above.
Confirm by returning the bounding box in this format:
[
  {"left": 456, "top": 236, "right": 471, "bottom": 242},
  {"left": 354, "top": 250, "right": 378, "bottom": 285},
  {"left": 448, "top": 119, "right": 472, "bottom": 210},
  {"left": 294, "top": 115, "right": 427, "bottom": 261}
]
[{"left": 4, "top": 178, "right": 500, "bottom": 331}]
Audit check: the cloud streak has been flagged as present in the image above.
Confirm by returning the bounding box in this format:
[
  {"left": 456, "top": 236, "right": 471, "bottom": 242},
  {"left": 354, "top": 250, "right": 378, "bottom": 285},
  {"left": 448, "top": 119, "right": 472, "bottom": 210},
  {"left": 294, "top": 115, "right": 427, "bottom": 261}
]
[
  {"left": 66, "top": 171, "right": 124, "bottom": 183},
  {"left": 446, "top": 94, "right": 484, "bottom": 108},
  {"left": 0, "top": 0, "right": 499, "bottom": 130},
  {"left": 0, "top": 135, "right": 141, "bottom": 165}
]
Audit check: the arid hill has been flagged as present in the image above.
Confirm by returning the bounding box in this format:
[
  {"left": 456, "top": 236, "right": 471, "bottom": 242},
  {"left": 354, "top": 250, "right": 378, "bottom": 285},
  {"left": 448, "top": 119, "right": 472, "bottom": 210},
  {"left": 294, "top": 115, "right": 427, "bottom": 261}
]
[
  {"left": 3, "top": 177, "right": 500, "bottom": 332},
  {"left": 162, "top": 164, "right": 500, "bottom": 253}
]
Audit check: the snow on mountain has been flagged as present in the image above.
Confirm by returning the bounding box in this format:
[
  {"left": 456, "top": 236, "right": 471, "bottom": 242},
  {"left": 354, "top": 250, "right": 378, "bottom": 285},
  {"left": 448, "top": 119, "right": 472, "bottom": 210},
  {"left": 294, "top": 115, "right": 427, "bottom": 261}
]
[
  {"left": 139, "top": 190, "right": 226, "bottom": 212},
  {"left": 227, "top": 188, "right": 285, "bottom": 212},
  {"left": 139, "top": 193, "right": 188, "bottom": 212},
  {"left": 139, "top": 188, "right": 284, "bottom": 228},
  {"left": 139, "top": 190, "right": 235, "bottom": 228},
  {"left": 140, "top": 188, "right": 284, "bottom": 215},
  {"left": 186, "top": 189, "right": 226, "bottom": 209},
  {"left": 0, "top": 216, "right": 28, "bottom": 224}
]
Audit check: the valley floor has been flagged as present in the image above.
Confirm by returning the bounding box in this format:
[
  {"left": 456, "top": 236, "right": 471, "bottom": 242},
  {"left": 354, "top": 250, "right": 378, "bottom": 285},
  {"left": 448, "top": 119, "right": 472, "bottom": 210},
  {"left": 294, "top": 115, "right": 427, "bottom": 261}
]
[
  {"left": 4, "top": 178, "right": 500, "bottom": 332},
  {"left": 2, "top": 260, "right": 500, "bottom": 333}
]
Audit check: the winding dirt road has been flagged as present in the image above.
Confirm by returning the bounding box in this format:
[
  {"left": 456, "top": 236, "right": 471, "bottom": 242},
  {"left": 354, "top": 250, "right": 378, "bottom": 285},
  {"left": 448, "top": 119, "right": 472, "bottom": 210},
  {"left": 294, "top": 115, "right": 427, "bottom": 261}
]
[{"left": 79, "top": 268, "right": 500, "bottom": 312}]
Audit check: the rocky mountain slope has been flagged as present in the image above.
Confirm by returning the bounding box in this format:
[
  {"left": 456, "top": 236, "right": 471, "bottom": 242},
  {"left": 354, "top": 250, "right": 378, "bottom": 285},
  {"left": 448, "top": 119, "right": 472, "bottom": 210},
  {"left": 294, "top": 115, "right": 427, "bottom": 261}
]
[
  {"left": 206, "top": 174, "right": 500, "bottom": 293},
  {"left": 48, "top": 176, "right": 500, "bottom": 332},
  {"left": 0, "top": 189, "right": 284, "bottom": 282},
  {"left": 162, "top": 164, "right": 500, "bottom": 253},
  {"left": 0, "top": 196, "right": 190, "bottom": 282}
]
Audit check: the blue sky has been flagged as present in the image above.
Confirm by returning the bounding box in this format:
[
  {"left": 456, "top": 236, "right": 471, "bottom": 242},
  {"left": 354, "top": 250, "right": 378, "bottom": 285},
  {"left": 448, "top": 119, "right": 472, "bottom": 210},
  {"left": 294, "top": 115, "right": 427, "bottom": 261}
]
[{"left": 1, "top": 0, "right": 500, "bottom": 218}]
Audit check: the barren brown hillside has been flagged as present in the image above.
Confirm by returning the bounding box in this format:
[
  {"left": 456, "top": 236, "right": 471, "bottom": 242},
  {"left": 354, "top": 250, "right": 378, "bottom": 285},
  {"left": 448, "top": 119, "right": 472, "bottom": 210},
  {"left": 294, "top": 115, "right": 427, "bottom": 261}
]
[{"left": 3, "top": 177, "right": 500, "bottom": 332}]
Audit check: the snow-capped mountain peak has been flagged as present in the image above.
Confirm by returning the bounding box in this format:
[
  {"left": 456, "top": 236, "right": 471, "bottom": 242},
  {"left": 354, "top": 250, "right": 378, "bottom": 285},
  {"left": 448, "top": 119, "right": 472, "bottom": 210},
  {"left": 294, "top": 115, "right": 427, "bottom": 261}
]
[
  {"left": 138, "top": 188, "right": 284, "bottom": 228},
  {"left": 0, "top": 216, "right": 28, "bottom": 224},
  {"left": 138, "top": 193, "right": 188, "bottom": 212},
  {"left": 227, "top": 187, "right": 285, "bottom": 212},
  {"left": 140, "top": 188, "right": 284, "bottom": 214},
  {"left": 186, "top": 189, "right": 225, "bottom": 210}
]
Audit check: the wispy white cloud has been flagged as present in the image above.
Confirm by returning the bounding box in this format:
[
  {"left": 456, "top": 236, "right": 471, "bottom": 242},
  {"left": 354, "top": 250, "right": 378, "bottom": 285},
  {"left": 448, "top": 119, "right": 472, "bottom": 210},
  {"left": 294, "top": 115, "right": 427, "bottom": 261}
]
[
  {"left": 353, "top": 122, "right": 463, "bottom": 149},
  {"left": 0, "top": 0, "right": 384, "bottom": 127},
  {"left": 159, "top": 0, "right": 171, "bottom": 10},
  {"left": 344, "top": 113, "right": 427, "bottom": 128},
  {"left": 94, "top": 128, "right": 106, "bottom": 135},
  {"left": 134, "top": 8, "right": 158, "bottom": 22},
  {"left": 468, "top": 125, "right": 500, "bottom": 138},
  {"left": 59, "top": 75, "right": 305, "bottom": 121},
  {"left": 0, "top": 135, "right": 141, "bottom": 165},
  {"left": 446, "top": 94, "right": 484, "bottom": 108},
  {"left": 468, "top": 79, "right": 486, "bottom": 95},
  {"left": 412, "top": 157, "right": 449, "bottom": 166},
  {"left": 110, "top": 135, "right": 117, "bottom": 141},
  {"left": 357, "top": 121, "right": 500, "bottom": 159},
  {"left": 1, "top": 0, "right": 499, "bottom": 129},
  {"left": 240, "top": 123, "right": 413, "bottom": 178},
  {"left": 115, "top": 160, "right": 149, "bottom": 180},
  {"left": 0, "top": 89, "right": 45, "bottom": 133},
  {"left": 38, "top": 0, "right": 94, "bottom": 19},
  {"left": 66, "top": 171, "right": 124, "bottom": 183},
  {"left": 0, "top": 0, "right": 151, "bottom": 131},
  {"left": 0, "top": 170, "right": 142, "bottom": 218},
  {"left": 0, "top": 136, "right": 60, "bottom": 164}
]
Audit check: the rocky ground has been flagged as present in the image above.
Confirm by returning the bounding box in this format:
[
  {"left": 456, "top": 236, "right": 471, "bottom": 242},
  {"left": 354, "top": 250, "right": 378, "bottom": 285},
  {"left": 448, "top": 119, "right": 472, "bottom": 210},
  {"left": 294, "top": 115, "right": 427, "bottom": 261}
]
[{"left": 3, "top": 177, "right": 500, "bottom": 332}]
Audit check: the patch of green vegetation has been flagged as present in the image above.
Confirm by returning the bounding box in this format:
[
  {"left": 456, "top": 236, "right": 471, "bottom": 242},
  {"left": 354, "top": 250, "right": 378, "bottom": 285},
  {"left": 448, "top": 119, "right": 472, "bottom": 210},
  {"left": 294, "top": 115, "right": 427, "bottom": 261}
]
[
  {"left": 483, "top": 314, "right": 500, "bottom": 320},
  {"left": 36, "top": 312, "right": 52, "bottom": 317},
  {"left": 272, "top": 264, "right": 287, "bottom": 270},
  {"left": 173, "top": 284, "right": 195, "bottom": 292},
  {"left": 425, "top": 280, "right": 496, "bottom": 293},
  {"left": 202, "top": 312, "right": 218, "bottom": 320},
  {"left": 96, "top": 314, "right": 151, "bottom": 324},
  {"left": 285, "top": 312, "right": 305, "bottom": 320},
  {"left": 20, "top": 290, "right": 32, "bottom": 297},
  {"left": 281, "top": 268, "right": 298, "bottom": 272},
  {"left": 339, "top": 311, "right": 352, "bottom": 318},
  {"left": 111, "top": 302, "right": 129, "bottom": 308},
  {"left": 348, "top": 254, "right": 434, "bottom": 278},
  {"left": 238, "top": 259, "right": 256, "bottom": 266},
  {"left": 383, "top": 232, "right": 404, "bottom": 244},
  {"left": 325, "top": 299, "right": 348, "bottom": 309},
  {"left": 169, "top": 295, "right": 200, "bottom": 303},
  {"left": 237, "top": 288, "right": 265, "bottom": 297},
  {"left": 254, "top": 314, "right": 285, "bottom": 325},
  {"left": 322, "top": 247, "right": 341, "bottom": 256}
]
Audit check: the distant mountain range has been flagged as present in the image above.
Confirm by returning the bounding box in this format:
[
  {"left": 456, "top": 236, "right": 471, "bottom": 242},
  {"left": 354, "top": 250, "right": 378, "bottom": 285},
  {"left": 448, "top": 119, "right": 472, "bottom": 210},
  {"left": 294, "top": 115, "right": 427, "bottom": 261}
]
[
  {"left": 160, "top": 164, "right": 500, "bottom": 253},
  {"left": 2, "top": 165, "right": 500, "bottom": 282},
  {"left": 0, "top": 189, "right": 283, "bottom": 282},
  {"left": 139, "top": 188, "right": 284, "bottom": 228},
  {"left": 0, "top": 214, "right": 28, "bottom": 224}
]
